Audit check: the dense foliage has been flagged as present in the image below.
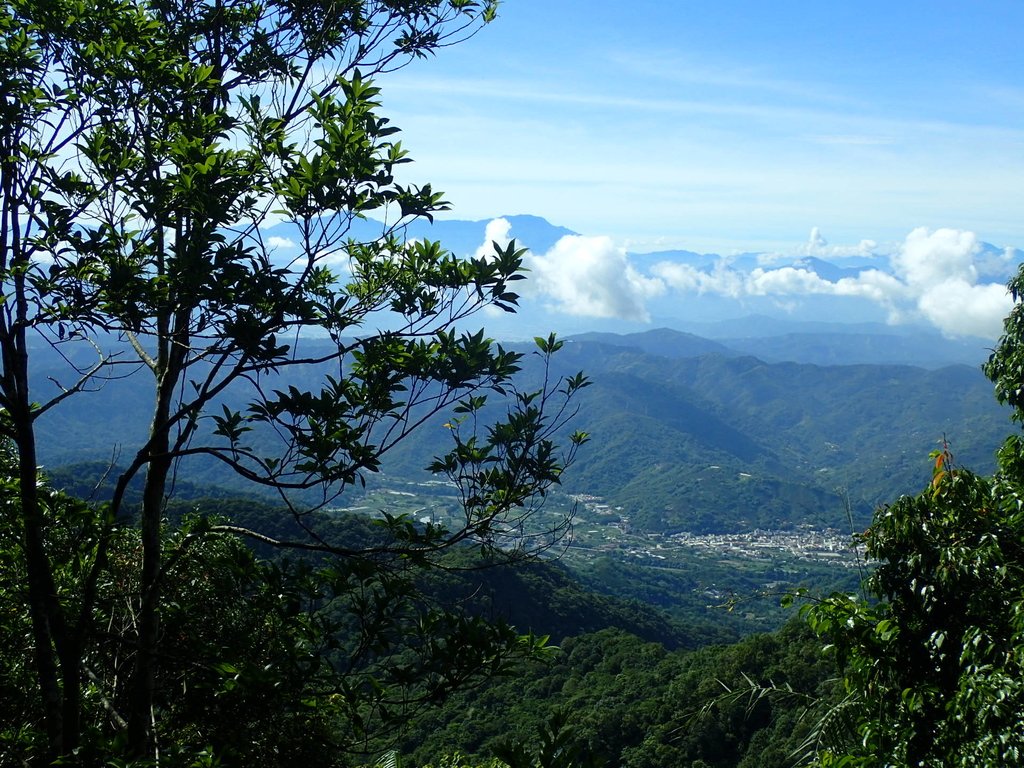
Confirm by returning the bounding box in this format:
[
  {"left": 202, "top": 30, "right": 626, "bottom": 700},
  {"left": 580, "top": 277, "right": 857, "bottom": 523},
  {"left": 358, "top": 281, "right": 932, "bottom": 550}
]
[
  {"left": 4, "top": 0, "right": 1023, "bottom": 765},
  {"left": 397, "top": 621, "right": 836, "bottom": 768},
  {"left": 0, "top": 0, "right": 587, "bottom": 763},
  {"left": 796, "top": 263, "right": 1024, "bottom": 767},
  {"left": 801, "top": 444, "right": 1024, "bottom": 766}
]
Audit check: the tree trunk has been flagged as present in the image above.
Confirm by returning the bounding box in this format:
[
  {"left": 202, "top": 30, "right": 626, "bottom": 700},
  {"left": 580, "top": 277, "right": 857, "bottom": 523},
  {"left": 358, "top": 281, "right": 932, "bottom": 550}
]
[
  {"left": 19, "top": 438, "right": 66, "bottom": 761},
  {"left": 126, "top": 341, "right": 182, "bottom": 758}
]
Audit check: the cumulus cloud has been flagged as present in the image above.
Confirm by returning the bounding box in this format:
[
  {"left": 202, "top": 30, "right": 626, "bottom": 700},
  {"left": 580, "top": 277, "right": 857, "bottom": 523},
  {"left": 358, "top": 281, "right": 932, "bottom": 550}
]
[
  {"left": 803, "top": 227, "right": 828, "bottom": 254},
  {"left": 804, "top": 227, "right": 881, "bottom": 259},
  {"left": 918, "top": 280, "right": 1011, "bottom": 338},
  {"left": 833, "top": 270, "right": 907, "bottom": 304},
  {"left": 653, "top": 260, "right": 746, "bottom": 298},
  {"left": 747, "top": 266, "right": 833, "bottom": 296},
  {"left": 465, "top": 219, "right": 662, "bottom": 321},
  {"left": 893, "top": 227, "right": 978, "bottom": 288},
  {"left": 467, "top": 219, "right": 1014, "bottom": 337},
  {"left": 267, "top": 236, "right": 296, "bottom": 250},
  {"left": 474, "top": 217, "right": 513, "bottom": 260},
  {"left": 525, "top": 235, "right": 664, "bottom": 321},
  {"left": 891, "top": 228, "right": 1011, "bottom": 337},
  {"left": 650, "top": 227, "right": 1012, "bottom": 338},
  {"left": 762, "top": 229, "right": 879, "bottom": 265}
]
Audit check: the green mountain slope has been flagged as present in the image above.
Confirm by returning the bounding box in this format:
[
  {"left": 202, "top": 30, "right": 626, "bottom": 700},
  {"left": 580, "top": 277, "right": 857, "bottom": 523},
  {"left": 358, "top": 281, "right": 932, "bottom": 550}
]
[
  {"left": 33, "top": 331, "right": 1012, "bottom": 534},
  {"left": 542, "top": 335, "right": 1010, "bottom": 531}
]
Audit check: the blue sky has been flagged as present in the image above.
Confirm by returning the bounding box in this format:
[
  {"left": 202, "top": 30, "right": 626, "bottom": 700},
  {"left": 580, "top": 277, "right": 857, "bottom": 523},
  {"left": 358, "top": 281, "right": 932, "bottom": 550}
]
[{"left": 380, "top": 1, "right": 1024, "bottom": 255}]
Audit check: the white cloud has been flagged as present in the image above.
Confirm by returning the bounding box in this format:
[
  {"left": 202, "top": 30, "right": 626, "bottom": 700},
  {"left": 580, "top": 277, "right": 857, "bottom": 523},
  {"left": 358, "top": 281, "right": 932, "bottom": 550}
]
[
  {"left": 763, "top": 229, "right": 880, "bottom": 265},
  {"left": 803, "top": 227, "right": 828, "bottom": 255},
  {"left": 890, "top": 228, "right": 1011, "bottom": 337},
  {"left": 267, "top": 236, "right": 296, "bottom": 249},
  {"left": 854, "top": 239, "right": 880, "bottom": 256},
  {"left": 647, "top": 227, "right": 1012, "bottom": 338},
  {"left": 893, "top": 227, "right": 978, "bottom": 288},
  {"left": 833, "top": 270, "right": 907, "bottom": 303},
  {"left": 462, "top": 219, "right": 1014, "bottom": 338},
  {"left": 917, "top": 279, "right": 1011, "bottom": 338},
  {"left": 747, "top": 266, "right": 833, "bottom": 296},
  {"left": 525, "top": 235, "right": 664, "bottom": 321},
  {"left": 652, "top": 259, "right": 746, "bottom": 298},
  {"left": 650, "top": 261, "right": 702, "bottom": 292},
  {"left": 474, "top": 218, "right": 513, "bottom": 260},
  {"left": 801, "top": 227, "right": 882, "bottom": 259},
  {"left": 469, "top": 220, "right": 665, "bottom": 320}
]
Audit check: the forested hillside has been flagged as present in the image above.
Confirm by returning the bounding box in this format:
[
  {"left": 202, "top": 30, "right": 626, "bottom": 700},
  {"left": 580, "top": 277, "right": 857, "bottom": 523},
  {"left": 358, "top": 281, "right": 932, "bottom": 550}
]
[
  {"left": 1, "top": 0, "right": 591, "bottom": 763},
  {"left": 401, "top": 621, "right": 835, "bottom": 768},
  {"left": 4, "top": 0, "right": 1023, "bottom": 766},
  {"left": 545, "top": 336, "right": 1009, "bottom": 530},
  {"left": 34, "top": 330, "right": 1011, "bottom": 533}
]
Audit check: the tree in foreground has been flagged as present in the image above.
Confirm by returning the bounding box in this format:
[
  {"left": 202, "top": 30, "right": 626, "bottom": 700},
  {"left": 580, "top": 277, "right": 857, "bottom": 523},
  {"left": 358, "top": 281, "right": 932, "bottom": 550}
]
[
  {"left": 801, "top": 269, "right": 1024, "bottom": 767},
  {"left": 0, "top": 0, "right": 587, "bottom": 763}
]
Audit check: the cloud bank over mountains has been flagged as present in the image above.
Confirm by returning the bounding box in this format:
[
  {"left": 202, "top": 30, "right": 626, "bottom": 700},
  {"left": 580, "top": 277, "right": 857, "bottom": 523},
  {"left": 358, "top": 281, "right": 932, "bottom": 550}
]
[{"left": 477, "top": 218, "right": 1018, "bottom": 339}]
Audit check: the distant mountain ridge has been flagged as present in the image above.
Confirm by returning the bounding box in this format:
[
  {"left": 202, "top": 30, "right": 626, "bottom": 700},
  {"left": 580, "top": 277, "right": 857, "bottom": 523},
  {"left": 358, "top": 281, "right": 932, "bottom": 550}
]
[
  {"left": 263, "top": 213, "right": 1016, "bottom": 358},
  {"left": 34, "top": 327, "right": 1012, "bottom": 535},
  {"left": 567, "top": 329, "right": 738, "bottom": 360},
  {"left": 263, "top": 213, "right": 578, "bottom": 258},
  {"left": 570, "top": 325, "right": 993, "bottom": 368},
  {"left": 31, "top": 212, "right": 1017, "bottom": 536}
]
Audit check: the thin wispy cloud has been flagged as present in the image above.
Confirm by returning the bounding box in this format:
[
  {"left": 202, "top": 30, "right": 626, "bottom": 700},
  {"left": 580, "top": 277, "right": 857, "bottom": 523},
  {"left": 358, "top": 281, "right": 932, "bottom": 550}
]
[
  {"left": 605, "top": 50, "right": 863, "bottom": 107},
  {"left": 806, "top": 134, "right": 898, "bottom": 146},
  {"left": 378, "top": 2, "right": 1024, "bottom": 256},
  {"left": 386, "top": 71, "right": 1024, "bottom": 147}
]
